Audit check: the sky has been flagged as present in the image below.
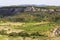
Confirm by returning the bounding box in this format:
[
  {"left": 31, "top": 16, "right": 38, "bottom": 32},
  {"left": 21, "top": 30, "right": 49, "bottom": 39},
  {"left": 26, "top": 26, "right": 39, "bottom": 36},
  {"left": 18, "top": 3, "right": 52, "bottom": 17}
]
[{"left": 0, "top": 0, "right": 60, "bottom": 6}]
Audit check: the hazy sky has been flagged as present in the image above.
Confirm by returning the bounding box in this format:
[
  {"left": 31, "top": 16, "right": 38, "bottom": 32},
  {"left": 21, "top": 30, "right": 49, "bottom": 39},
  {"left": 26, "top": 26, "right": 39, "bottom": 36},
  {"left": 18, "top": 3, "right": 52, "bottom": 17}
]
[{"left": 0, "top": 0, "right": 60, "bottom": 6}]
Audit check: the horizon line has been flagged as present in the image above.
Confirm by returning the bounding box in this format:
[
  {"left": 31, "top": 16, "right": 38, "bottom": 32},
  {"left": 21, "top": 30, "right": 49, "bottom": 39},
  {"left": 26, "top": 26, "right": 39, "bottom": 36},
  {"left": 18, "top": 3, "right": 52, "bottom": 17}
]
[{"left": 0, "top": 4, "right": 60, "bottom": 7}]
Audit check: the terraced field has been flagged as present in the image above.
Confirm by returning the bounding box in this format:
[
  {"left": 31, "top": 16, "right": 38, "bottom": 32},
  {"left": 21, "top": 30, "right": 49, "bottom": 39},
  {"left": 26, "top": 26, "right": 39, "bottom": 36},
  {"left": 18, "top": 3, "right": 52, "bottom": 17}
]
[{"left": 0, "top": 22, "right": 59, "bottom": 40}]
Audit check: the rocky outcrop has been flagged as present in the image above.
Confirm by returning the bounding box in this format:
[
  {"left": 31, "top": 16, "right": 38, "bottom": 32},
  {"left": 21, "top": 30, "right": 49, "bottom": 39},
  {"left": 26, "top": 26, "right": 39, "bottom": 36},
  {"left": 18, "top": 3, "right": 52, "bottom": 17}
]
[
  {"left": 0, "top": 6, "right": 60, "bottom": 17},
  {"left": 52, "top": 27, "right": 60, "bottom": 37},
  {"left": 0, "top": 7, "right": 26, "bottom": 16}
]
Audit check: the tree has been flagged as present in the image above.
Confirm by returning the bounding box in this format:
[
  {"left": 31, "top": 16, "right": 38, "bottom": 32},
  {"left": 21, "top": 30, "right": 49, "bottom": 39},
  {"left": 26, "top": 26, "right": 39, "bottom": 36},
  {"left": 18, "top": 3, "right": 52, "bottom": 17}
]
[
  {"left": 8, "top": 32, "right": 18, "bottom": 37},
  {"left": 18, "top": 31, "right": 30, "bottom": 40},
  {"left": 0, "top": 29, "right": 7, "bottom": 35},
  {"left": 31, "top": 32, "right": 41, "bottom": 40}
]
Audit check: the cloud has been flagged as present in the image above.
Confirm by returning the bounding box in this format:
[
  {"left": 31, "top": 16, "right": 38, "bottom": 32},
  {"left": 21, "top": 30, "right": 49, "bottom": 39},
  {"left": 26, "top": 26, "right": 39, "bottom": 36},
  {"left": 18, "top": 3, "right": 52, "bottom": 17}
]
[{"left": 0, "top": 0, "right": 60, "bottom": 6}]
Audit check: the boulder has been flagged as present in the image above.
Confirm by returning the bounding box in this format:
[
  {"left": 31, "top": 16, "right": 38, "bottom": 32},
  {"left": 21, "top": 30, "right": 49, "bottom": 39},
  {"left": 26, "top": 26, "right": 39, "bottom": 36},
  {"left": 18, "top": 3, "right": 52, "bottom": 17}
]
[{"left": 52, "top": 27, "right": 60, "bottom": 37}]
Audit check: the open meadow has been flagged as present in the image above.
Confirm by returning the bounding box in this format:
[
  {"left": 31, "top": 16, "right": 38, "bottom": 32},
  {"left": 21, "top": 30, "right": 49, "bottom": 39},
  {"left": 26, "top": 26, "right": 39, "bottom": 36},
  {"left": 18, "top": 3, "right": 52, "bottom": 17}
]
[{"left": 0, "top": 22, "right": 60, "bottom": 40}]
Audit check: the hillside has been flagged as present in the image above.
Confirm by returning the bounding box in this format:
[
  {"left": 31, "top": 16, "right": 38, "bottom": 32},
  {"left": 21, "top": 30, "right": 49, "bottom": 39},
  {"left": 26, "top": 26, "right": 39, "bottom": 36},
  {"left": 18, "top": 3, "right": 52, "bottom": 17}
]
[
  {"left": 0, "top": 5, "right": 60, "bottom": 40},
  {"left": 0, "top": 6, "right": 60, "bottom": 16},
  {"left": 0, "top": 6, "right": 60, "bottom": 23}
]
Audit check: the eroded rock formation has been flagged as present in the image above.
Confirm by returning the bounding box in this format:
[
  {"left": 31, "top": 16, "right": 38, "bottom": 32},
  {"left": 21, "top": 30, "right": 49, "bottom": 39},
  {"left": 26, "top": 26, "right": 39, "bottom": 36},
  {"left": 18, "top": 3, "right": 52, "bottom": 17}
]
[{"left": 52, "top": 27, "right": 60, "bottom": 37}]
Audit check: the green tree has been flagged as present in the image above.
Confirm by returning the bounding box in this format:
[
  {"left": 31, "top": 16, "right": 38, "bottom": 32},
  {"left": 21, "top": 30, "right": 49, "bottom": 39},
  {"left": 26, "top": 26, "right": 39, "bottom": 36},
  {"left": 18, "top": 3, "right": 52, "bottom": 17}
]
[
  {"left": 18, "top": 31, "right": 30, "bottom": 40},
  {"left": 8, "top": 32, "right": 18, "bottom": 37},
  {"left": 31, "top": 32, "right": 41, "bottom": 40},
  {"left": 0, "top": 29, "right": 7, "bottom": 35}
]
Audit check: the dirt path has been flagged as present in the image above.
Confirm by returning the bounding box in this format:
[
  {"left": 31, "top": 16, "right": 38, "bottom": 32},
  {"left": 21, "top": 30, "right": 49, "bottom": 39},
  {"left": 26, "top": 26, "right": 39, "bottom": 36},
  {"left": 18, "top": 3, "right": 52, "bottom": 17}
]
[
  {"left": 0, "top": 22, "right": 25, "bottom": 26},
  {"left": 34, "top": 22, "right": 49, "bottom": 25}
]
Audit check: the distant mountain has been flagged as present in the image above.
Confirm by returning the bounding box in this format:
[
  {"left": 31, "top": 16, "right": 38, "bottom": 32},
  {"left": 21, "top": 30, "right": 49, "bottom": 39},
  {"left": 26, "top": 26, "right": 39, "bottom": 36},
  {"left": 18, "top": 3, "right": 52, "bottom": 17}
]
[
  {"left": 0, "top": 4, "right": 48, "bottom": 7},
  {"left": 17, "top": 4, "right": 48, "bottom": 7},
  {"left": 37, "top": 4, "right": 48, "bottom": 7}
]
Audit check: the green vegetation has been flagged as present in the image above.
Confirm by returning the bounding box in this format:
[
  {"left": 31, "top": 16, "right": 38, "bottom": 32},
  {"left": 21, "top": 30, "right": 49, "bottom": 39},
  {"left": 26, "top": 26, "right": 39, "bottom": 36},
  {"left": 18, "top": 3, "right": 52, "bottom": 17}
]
[
  {"left": 0, "top": 6, "right": 60, "bottom": 40},
  {"left": 1, "top": 11, "right": 60, "bottom": 23},
  {"left": 0, "top": 22, "right": 57, "bottom": 40}
]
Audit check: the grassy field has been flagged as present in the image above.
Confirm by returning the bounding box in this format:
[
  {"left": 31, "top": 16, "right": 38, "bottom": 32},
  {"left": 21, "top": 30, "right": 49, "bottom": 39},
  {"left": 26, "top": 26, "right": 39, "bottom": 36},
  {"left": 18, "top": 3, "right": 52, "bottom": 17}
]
[{"left": 0, "top": 22, "right": 59, "bottom": 40}]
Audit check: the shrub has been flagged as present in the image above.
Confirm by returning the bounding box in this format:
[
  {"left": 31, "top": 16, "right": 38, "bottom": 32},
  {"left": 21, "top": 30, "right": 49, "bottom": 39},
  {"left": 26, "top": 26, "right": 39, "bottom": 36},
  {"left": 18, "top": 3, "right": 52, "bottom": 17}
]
[
  {"left": 0, "top": 29, "right": 7, "bottom": 35},
  {"left": 8, "top": 32, "right": 18, "bottom": 37}
]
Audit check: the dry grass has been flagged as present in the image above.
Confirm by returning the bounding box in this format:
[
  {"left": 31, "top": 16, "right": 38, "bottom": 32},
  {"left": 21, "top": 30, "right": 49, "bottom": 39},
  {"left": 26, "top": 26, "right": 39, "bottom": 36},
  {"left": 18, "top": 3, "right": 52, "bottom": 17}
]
[
  {"left": 0, "top": 22, "right": 25, "bottom": 26},
  {"left": 0, "top": 22, "right": 60, "bottom": 40}
]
